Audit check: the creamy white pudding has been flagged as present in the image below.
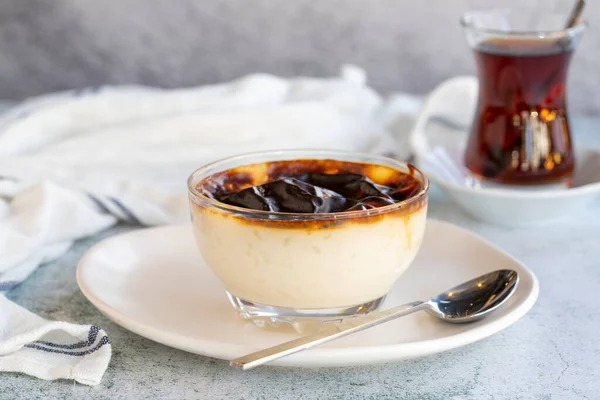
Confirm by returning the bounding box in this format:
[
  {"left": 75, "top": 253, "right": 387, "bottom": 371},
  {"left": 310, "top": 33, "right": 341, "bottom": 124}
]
[{"left": 188, "top": 151, "right": 428, "bottom": 317}]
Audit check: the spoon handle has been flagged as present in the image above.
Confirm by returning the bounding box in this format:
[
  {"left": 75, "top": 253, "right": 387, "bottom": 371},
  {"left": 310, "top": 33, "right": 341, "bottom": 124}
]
[
  {"left": 565, "top": 0, "right": 585, "bottom": 29},
  {"left": 230, "top": 300, "right": 427, "bottom": 370}
]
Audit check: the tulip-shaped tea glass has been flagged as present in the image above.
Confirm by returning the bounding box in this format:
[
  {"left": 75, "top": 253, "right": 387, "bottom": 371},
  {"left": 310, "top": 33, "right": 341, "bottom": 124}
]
[{"left": 462, "top": 8, "right": 586, "bottom": 185}]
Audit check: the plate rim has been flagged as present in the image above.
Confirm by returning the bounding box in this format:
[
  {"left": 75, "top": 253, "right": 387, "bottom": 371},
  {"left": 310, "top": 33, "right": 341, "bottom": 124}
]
[{"left": 76, "top": 219, "right": 540, "bottom": 367}]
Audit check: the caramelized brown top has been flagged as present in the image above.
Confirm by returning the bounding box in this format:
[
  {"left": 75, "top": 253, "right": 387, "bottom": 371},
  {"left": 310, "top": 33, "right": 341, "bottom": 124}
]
[{"left": 197, "top": 159, "right": 424, "bottom": 214}]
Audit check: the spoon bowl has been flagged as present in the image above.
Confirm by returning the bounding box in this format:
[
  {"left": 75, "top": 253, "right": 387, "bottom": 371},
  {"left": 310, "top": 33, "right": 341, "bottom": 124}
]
[{"left": 426, "top": 269, "right": 519, "bottom": 323}]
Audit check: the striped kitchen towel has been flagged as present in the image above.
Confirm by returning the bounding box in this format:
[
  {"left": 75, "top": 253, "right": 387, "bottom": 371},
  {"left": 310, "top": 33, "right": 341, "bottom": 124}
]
[{"left": 0, "top": 295, "right": 110, "bottom": 386}]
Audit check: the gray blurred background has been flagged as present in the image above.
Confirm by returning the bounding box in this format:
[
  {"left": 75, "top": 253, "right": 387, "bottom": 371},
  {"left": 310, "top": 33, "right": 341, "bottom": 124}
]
[{"left": 0, "top": 0, "right": 598, "bottom": 113}]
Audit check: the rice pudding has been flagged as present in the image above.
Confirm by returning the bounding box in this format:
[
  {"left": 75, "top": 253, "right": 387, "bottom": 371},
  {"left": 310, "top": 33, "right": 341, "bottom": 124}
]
[{"left": 187, "top": 151, "right": 428, "bottom": 320}]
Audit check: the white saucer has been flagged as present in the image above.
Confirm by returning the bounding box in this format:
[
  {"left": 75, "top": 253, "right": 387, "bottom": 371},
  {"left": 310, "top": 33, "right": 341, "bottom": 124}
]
[{"left": 76, "top": 220, "right": 539, "bottom": 367}]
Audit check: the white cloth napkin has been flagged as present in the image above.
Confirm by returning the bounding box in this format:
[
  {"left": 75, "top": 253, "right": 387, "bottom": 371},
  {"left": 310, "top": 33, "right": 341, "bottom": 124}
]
[
  {"left": 418, "top": 146, "right": 470, "bottom": 185},
  {"left": 0, "top": 295, "right": 110, "bottom": 386},
  {"left": 0, "top": 66, "right": 421, "bottom": 385}
]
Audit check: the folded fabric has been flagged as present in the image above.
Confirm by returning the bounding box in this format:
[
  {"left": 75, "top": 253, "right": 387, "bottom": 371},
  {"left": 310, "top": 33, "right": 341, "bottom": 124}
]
[
  {"left": 0, "top": 66, "right": 422, "bottom": 385},
  {"left": 419, "top": 146, "right": 471, "bottom": 186},
  {"left": 0, "top": 295, "right": 110, "bottom": 386}
]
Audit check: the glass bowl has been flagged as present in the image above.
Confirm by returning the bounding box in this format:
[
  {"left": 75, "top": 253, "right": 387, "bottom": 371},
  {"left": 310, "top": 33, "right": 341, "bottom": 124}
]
[{"left": 187, "top": 150, "right": 429, "bottom": 329}]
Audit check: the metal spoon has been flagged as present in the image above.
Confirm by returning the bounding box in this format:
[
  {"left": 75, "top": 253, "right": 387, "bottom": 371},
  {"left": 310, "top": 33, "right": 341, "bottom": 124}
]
[
  {"left": 231, "top": 269, "right": 518, "bottom": 370},
  {"left": 565, "top": 0, "right": 585, "bottom": 29}
]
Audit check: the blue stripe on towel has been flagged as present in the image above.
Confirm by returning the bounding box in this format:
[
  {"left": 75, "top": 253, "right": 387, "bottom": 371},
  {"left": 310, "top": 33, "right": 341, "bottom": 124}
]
[
  {"left": 109, "top": 197, "right": 142, "bottom": 225},
  {"left": 24, "top": 336, "right": 110, "bottom": 356},
  {"left": 24, "top": 326, "right": 110, "bottom": 356},
  {"left": 87, "top": 193, "right": 142, "bottom": 225},
  {"left": 87, "top": 193, "right": 111, "bottom": 214},
  {"left": 33, "top": 325, "right": 101, "bottom": 350}
]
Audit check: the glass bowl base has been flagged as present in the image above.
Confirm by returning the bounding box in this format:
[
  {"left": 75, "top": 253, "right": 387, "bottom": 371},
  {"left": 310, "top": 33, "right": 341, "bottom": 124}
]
[{"left": 225, "top": 291, "right": 386, "bottom": 334}]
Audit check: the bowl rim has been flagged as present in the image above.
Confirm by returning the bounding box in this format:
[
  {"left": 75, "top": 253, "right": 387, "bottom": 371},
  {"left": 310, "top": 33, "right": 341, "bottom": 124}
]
[{"left": 187, "top": 149, "right": 430, "bottom": 221}]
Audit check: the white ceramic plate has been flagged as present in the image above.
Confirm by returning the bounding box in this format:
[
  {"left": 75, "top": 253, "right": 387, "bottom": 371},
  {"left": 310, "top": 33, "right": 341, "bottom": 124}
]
[{"left": 77, "top": 220, "right": 539, "bottom": 367}]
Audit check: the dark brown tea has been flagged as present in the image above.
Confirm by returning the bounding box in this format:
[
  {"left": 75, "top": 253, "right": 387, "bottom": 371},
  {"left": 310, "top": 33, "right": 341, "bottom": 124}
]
[{"left": 465, "top": 37, "right": 575, "bottom": 185}]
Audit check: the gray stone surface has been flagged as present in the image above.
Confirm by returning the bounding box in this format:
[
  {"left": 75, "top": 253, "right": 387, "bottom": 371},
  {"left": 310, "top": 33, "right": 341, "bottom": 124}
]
[
  {"left": 1, "top": 118, "right": 600, "bottom": 399},
  {"left": 1, "top": 0, "right": 600, "bottom": 113}
]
